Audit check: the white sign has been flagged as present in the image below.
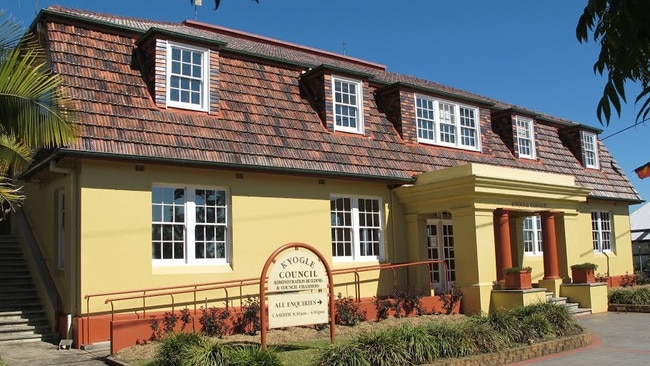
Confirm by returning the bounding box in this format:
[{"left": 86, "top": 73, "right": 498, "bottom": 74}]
[
  {"left": 268, "top": 292, "right": 328, "bottom": 328},
  {"left": 267, "top": 250, "right": 328, "bottom": 292}
]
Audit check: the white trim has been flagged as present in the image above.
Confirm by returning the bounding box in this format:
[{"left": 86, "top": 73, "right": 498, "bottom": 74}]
[
  {"left": 414, "top": 94, "right": 481, "bottom": 151},
  {"left": 522, "top": 215, "right": 543, "bottom": 256},
  {"left": 331, "top": 76, "right": 364, "bottom": 134},
  {"left": 581, "top": 131, "right": 600, "bottom": 169},
  {"left": 592, "top": 211, "right": 613, "bottom": 253},
  {"left": 165, "top": 41, "right": 210, "bottom": 112},
  {"left": 152, "top": 184, "right": 230, "bottom": 267},
  {"left": 330, "top": 194, "right": 384, "bottom": 262},
  {"left": 515, "top": 116, "right": 536, "bottom": 159}
]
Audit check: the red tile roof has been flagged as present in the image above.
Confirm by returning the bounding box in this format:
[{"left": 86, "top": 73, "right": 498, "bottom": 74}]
[{"left": 31, "top": 6, "right": 640, "bottom": 202}]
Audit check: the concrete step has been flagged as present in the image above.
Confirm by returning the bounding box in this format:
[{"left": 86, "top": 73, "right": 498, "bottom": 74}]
[
  {"left": 548, "top": 296, "right": 568, "bottom": 305},
  {"left": 0, "top": 310, "right": 47, "bottom": 322}
]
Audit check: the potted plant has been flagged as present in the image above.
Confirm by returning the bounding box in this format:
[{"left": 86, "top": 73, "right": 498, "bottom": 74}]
[
  {"left": 570, "top": 263, "right": 598, "bottom": 284},
  {"left": 504, "top": 266, "right": 532, "bottom": 290}
]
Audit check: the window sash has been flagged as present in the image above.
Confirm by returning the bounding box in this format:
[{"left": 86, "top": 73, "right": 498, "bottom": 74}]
[
  {"left": 516, "top": 116, "right": 535, "bottom": 158},
  {"left": 332, "top": 77, "right": 363, "bottom": 134},
  {"left": 415, "top": 95, "right": 480, "bottom": 151},
  {"left": 166, "top": 43, "right": 209, "bottom": 111},
  {"left": 523, "top": 216, "right": 543, "bottom": 255},
  {"left": 152, "top": 186, "right": 228, "bottom": 265},
  {"left": 581, "top": 131, "right": 599, "bottom": 169},
  {"left": 592, "top": 212, "right": 612, "bottom": 252},
  {"left": 331, "top": 196, "right": 382, "bottom": 261}
]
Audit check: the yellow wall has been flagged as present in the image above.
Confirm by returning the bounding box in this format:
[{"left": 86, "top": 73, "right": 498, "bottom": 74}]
[{"left": 73, "top": 160, "right": 395, "bottom": 314}]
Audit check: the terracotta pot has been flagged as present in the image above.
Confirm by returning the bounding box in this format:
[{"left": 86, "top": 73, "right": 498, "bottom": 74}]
[
  {"left": 571, "top": 268, "right": 595, "bottom": 283},
  {"left": 504, "top": 270, "right": 532, "bottom": 290}
]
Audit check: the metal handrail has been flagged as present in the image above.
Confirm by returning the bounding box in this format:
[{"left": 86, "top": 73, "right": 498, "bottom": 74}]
[{"left": 84, "top": 259, "right": 451, "bottom": 343}]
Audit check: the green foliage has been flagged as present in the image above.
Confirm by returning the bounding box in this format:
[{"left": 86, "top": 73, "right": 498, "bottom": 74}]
[
  {"left": 372, "top": 297, "right": 392, "bottom": 320},
  {"left": 483, "top": 310, "right": 522, "bottom": 346},
  {"left": 392, "top": 287, "right": 425, "bottom": 317},
  {"left": 149, "top": 308, "right": 193, "bottom": 341},
  {"left": 463, "top": 318, "right": 508, "bottom": 353},
  {"left": 199, "top": 306, "right": 231, "bottom": 338},
  {"left": 570, "top": 262, "right": 598, "bottom": 270},
  {"left": 355, "top": 331, "right": 411, "bottom": 366},
  {"left": 315, "top": 342, "right": 370, "bottom": 366},
  {"left": 386, "top": 325, "right": 439, "bottom": 364},
  {"left": 334, "top": 295, "right": 366, "bottom": 326},
  {"left": 576, "top": 0, "right": 650, "bottom": 124},
  {"left": 236, "top": 297, "right": 261, "bottom": 335},
  {"left": 227, "top": 345, "right": 282, "bottom": 366},
  {"left": 0, "top": 12, "right": 78, "bottom": 212},
  {"left": 426, "top": 321, "right": 476, "bottom": 358},
  {"left": 438, "top": 285, "right": 463, "bottom": 315},
  {"left": 153, "top": 332, "right": 202, "bottom": 366},
  {"left": 504, "top": 266, "right": 532, "bottom": 274},
  {"left": 180, "top": 338, "right": 229, "bottom": 366},
  {"left": 609, "top": 285, "right": 650, "bottom": 305}
]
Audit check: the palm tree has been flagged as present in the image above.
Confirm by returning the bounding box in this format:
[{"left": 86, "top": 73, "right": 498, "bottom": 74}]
[{"left": 0, "top": 11, "right": 77, "bottom": 217}]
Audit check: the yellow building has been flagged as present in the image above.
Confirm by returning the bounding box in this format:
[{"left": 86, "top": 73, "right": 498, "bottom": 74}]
[{"left": 12, "top": 6, "right": 640, "bottom": 347}]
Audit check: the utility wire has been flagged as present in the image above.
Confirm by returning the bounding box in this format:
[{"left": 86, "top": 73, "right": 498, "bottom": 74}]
[{"left": 601, "top": 117, "right": 650, "bottom": 140}]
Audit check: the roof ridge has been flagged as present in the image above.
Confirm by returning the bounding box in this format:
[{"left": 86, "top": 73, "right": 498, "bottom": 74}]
[{"left": 183, "top": 19, "right": 386, "bottom": 71}]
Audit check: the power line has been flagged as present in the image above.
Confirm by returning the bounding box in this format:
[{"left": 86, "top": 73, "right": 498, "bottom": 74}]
[{"left": 601, "top": 117, "right": 650, "bottom": 140}]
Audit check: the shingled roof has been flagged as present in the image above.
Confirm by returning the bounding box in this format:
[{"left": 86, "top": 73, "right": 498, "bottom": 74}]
[{"left": 27, "top": 6, "right": 641, "bottom": 202}]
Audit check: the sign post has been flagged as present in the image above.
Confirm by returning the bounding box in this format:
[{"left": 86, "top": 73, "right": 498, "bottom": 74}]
[{"left": 259, "top": 243, "right": 335, "bottom": 348}]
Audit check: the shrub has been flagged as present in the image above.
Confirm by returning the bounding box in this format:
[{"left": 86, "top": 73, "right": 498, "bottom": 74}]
[
  {"left": 393, "top": 287, "right": 425, "bottom": 316},
  {"left": 199, "top": 306, "right": 231, "bottom": 338},
  {"left": 464, "top": 317, "right": 508, "bottom": 353},
  {"left": 334, "top": 295, "right": 366, "bottom": 326},
  {"left": 523, "top": 302, "right": 582, "bottom": 337},
  {"left": 438, "top": 285, "right": 463, "bottom": 315},
  {"left": 315, "top": 342, "right": 371, "bottom": 366},
  {"left": 609, "top": 285, "right": 650, "bottom": 305},
  {"left": 620, "top": 272, "right": 637, "bottom": 287},
  {"left": 228, "top": 345, "right": 282, "bottom": 366},
  {"left": 355, "top": 331, "right": 411, "bottom": 366},
  {"left": 570, "top": 262, "right": 598, "bottom": 270},
  {"left": 180, "top": 338, "right": 229, "bottom": 366},
  {"left": 236, "top": 297, "right": 261, "bottom": 335},
  {"left": 373, "top": 297, "right": 392, "bottom": 320},
  {"left": 484, "top": 310, "right": 522, "bottom": 345},
  {"left": 426, "top": 321, "right": 476, "bottom": 358},
  {"left": 387, "top": 325, "right": 439, "bottom": 364},
  {"left": 153, "top": 332, "right": 202, "bottom": 366}
]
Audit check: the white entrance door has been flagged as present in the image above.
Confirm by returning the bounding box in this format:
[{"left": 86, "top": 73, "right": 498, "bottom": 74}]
[{"left": 426, "top": 217, "right": 455, "bottom": 292}]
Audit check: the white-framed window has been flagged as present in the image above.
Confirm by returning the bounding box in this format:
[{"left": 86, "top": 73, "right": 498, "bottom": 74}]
[
  {"left": 330, "top": 196, "right": 383, "bottom": 261},
  {"left": 332, "top": 76, "right": 364, "bottom": 134},
  {"left": 415, "top": 95, "right": 480, "bottom": 151},
  {"left": 152, "top": 185, "right": 228, "bottom": 266},
  {"left": 523, "top": 215, "right": 543, "bottom": 256},
  {"left": 592, "top": 211, "right": 612, "bottom": 252},
  {"left": 166, "top": 42, "right": 210, "bottom": 111},
  {"left": 515, "top": 116, "right": 535, "bottom": 159},
  {"left": 581, "top": 131, "right": 600, "bottom": 169}
]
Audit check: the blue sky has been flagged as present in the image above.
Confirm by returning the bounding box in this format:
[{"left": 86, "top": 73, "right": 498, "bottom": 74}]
[{"left": 5, "top": 0, "right": 649, "bottom": 210}]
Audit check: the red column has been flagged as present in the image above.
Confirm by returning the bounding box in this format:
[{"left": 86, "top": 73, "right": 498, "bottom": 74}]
[
  {"left": 494, "top": 209, "right": 513, "bottom": 282},
  {"left": 541, "top": 211, "right": 560, "bottom": 279}
]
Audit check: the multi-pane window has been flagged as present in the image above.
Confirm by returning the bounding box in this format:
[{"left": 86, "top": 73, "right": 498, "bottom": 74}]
[
  {"left": 516, "top": 116, "right": 535, "bottom": 159},
  {"left": 152, "top": 186, "right": 228, "bottom": 265},
  {"left": 332, "top": 76, "right": 363, "bottom": 134},
  {"left": 167, "top": 42, "right": 209, "bottom": 111},
  {"left": 581, "top": 131, "right": 600, "bottom": 169},
  {"left": 415, "top": 95, "right": 480, "bottom": 151},
  {"left": 592, "top": 212, "right": 612, "bottom": 252},
  {"left": 523, "top": 216, "right": 543, "bottom": 255},
  {"left": 331, "top": 196, "right": 382, "bottom": 260}
]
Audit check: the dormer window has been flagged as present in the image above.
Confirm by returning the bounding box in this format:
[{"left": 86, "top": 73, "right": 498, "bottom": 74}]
[
  {"left": 415, "top": 95, "right": 480, "bottom": 151},
  {"left": 515, "top": 116, "right": 535, "bottom": 159},
  {"left": 581, "top": 131, "right": 600, "bottom": 169},
  {"left": 332, "top": 76, "right": 364, "bottom": 134},
  {"left": 166, "top": 42, "right": 210, "bottom": 111}
]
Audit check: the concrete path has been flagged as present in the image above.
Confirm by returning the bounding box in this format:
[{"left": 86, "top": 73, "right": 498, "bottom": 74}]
[
  {"left": 0, "top": 341, "right": 109, "bottom": 366},
  {"left": 511, "top": 312, "right": 650, "bottom": 365},
  {"left": 0, "top": 312, "right": 647, "bottom": 365}
]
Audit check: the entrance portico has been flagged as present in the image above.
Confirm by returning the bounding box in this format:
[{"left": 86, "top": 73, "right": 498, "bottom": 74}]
[{"left": 394, "top": 163, "right": 591, "bottom": 314}]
